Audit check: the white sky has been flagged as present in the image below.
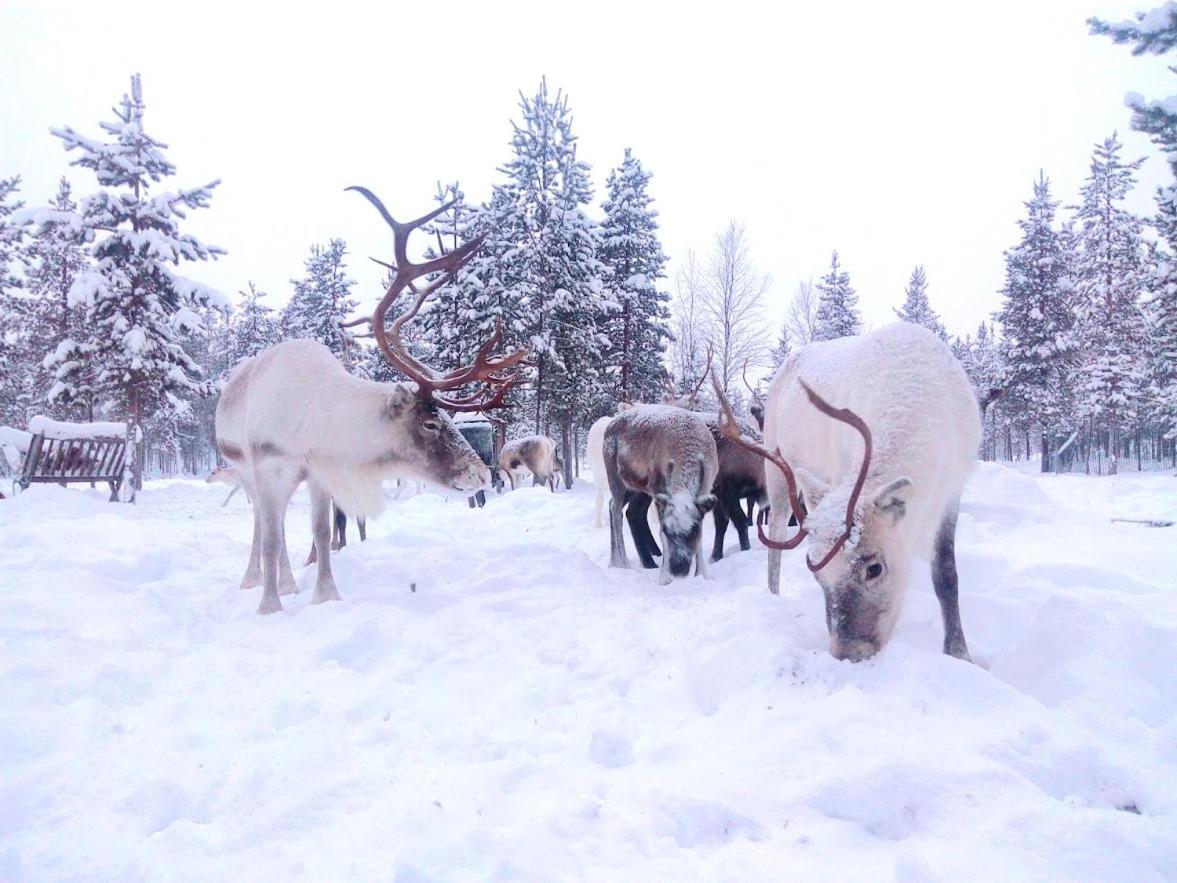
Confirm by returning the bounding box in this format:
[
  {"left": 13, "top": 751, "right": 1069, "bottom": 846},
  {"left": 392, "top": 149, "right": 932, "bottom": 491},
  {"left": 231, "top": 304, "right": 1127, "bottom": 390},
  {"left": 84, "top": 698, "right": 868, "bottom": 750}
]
[{"left": 2, "top": 0, "right": 1172, "bottom": 341}]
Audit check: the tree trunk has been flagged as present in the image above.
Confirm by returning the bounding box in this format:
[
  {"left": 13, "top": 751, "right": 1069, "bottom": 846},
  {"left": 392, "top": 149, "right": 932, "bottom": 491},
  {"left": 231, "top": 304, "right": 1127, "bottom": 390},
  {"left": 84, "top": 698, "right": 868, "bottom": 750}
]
[{"left": 560, "top": 417, "right": 574, "bottom": 489}]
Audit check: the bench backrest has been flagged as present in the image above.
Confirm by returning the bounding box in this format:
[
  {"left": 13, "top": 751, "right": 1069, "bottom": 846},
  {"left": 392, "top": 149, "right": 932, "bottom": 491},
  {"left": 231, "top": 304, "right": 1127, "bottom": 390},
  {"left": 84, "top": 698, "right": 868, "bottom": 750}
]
[{"left": 21, "top": 434, "right": 127, "bottom": 484}]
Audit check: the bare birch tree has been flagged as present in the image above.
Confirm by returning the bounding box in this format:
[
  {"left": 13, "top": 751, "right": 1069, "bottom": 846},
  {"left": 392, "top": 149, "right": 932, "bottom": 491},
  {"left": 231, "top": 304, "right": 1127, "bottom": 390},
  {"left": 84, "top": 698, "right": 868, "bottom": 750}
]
[
  {"left": 669, "top": 249, "right": 708, "bottom": 396},
  {"left": 702, "top": 221, "right": 771, "bottom": 403}
]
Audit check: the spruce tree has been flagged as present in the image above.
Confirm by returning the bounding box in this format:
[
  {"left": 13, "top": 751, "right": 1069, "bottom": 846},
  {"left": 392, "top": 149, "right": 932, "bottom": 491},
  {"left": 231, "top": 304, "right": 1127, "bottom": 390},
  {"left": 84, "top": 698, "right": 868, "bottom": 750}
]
[
  {"left": 1072, "top": 134, "right": 1149, "bottom": 440},
  {"left": 479, "top": 80, "right": 609, "bottom": 482},
  {"left": 0, "top": 175, "right": 30, "bottom": 425},
  {"left": 599, "top": 148, "right": 670, "bottom": 405},
  {"left": 416, "top": 182, "right": 486, "bottom": 379},
  {"left": 45, "top": 75, "right": 226, "bottom": 495},
  {"left": 282, "top": 239, "right": 358, "bottom": 360},
  {"left": 995, "top": 173, "right": 1077, "bottom": 470},
  {"left": 813, "top": 250, "right": 861, "bottom": 341},
  {"left": 1091, "top": 5, "right": 1177, "bottom": 439},
  {"left": 894, "top": 265, "right": 946, "bottom": 339},
  {"left": 227, "top": 282, "right": 280, "bottom": 369},
  {"left": 25, "top": 178, "right": 91, "bottom": 418}
]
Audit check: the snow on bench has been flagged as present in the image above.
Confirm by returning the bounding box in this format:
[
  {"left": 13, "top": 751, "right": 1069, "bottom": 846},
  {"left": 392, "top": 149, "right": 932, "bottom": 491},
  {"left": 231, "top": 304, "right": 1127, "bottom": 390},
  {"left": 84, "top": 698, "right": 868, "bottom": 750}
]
[{"left": 27, "top": 416, "right": 128, "bottom": 440}]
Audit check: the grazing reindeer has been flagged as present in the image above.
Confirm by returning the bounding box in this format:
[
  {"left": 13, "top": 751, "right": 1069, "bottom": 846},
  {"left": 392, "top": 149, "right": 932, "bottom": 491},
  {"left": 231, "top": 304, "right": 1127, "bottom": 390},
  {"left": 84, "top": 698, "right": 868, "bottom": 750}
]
[
  {"left": 604, "top": 404, "right": 718, "bottom": 584},
  {"left": 586, "top": 348, "right": 712, "bottom": 528},
  {"left": 215, "top": 188, "right": 528, "bottom": 614},
  {"left": 714, "top": 323, "right": 981, "bottom": 662},
  {"left": 700, "top": 411, "right": 767, "bottom": 561},
  {"left": 206, "top": 465, "right": 245, "bottom": 507},
  {"left": 498, "top": 435, "right": 563, "bottom": 492}
]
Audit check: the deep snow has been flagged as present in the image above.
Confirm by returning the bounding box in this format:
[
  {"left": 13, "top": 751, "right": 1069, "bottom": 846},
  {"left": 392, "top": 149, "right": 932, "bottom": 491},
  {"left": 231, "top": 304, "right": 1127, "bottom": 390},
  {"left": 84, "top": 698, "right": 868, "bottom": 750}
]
[{"left": 0, "top": 463, "right": 1175, "bottom": 880}]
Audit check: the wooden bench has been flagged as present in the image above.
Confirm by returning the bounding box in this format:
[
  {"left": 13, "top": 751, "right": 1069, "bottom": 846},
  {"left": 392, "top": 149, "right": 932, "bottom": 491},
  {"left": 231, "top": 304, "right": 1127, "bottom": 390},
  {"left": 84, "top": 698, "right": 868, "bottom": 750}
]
[{"left": 14, "top": 417, "right": 129, "bottom": 502}]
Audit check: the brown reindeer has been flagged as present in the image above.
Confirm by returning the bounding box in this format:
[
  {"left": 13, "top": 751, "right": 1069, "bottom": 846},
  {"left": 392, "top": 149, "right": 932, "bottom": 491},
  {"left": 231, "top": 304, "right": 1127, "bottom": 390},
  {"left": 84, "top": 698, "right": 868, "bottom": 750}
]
[
  {"left": 498, "top": 435, "right": 563, "bottom": 492},
  {"left": 603, "top": 404, "right": 718, "bottom": 583}
]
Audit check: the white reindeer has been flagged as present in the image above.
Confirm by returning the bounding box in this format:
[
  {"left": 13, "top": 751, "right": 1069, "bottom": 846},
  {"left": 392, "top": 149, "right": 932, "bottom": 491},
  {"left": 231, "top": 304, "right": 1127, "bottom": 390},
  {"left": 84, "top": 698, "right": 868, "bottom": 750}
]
[
  {"left": 215, "top": 188, "right": 528, "bottom": 614},
  {"left": 716, "top": 323, "right": 981, "bottom": 662}
]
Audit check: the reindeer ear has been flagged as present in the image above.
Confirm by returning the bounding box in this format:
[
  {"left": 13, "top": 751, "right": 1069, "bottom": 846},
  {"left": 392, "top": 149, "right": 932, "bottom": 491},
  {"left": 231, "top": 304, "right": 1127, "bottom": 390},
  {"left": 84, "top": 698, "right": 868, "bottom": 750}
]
[
  {"left": 794, "top": 466, "right": 830, "bottom": 509},
  {"left": 873, "top": 477, "right": 913, "bottom": 523},
  {"left": 617, "top": 402, "right": 633, "bottom": 413},
  {"left": 385, "top": 385, "right": 416, "bottom": 417}
]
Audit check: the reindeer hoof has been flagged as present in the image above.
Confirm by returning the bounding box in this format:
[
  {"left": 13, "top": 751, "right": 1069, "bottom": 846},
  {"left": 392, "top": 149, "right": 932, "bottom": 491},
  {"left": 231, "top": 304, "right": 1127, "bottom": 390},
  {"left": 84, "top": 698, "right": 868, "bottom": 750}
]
[
  {"left": 257, "top": 594, "right": 284, "bottom": 615},
  {"left": 279, "top": 581, "right": 299, "bottom": 596},
  {"left": 240, "top": 573, "right": 262, "bottom": 590},
  {"left": 311, "top": 584, "right": 341, "bottom": 605},
  {"left": 944, "top": 639, "right": 971, "bottom": 662}
]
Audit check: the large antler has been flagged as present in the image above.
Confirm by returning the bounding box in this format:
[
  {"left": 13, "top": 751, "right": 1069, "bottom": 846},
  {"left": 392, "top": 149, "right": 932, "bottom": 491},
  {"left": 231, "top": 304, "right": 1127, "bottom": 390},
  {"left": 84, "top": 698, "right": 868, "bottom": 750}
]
[
  {"left": 796, "top": 379, "right": 872, "bottom": 572},
  {"left": 711, "top": 373, "right": 873, "bottom": 572},
  {"left": 742, "top": 359, "right": 764, "bottom": 407},
  {"left": 347, "top": 186, "right": 529, "bottom": 412}
]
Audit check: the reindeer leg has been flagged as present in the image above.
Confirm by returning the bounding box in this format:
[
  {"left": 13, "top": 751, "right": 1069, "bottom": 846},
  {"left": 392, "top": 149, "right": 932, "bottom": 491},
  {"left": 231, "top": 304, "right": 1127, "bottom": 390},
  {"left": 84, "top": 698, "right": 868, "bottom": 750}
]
[
  {"left": 241, "top": 506, "right": 263, "bottom": 589},
  {"left": 594, "top": 479, "right": 605, "bottom": 528},
  {"left": 608, "top": 496, "right": 629, "bottom": 568},
  {"left": 695, "top": 530, "right": 711, "bottom": 579},
  {"left": 731, "top": 492, "right": 752, "bottom": 552},
  {"left": 711, "top": 502, "right": 730, "bottom": 562},
  {"left": 309, "top": 482, "right": 341, "bottom": 604},
  {"left": 933, "top": 500, "right": 970, "bottom": 661},
  {"left": 255, "top": 479, "right": 294, "bottom": 615},
  {"left": 277, "top": 514, "right": 299, "bottom": 595},
  {"left": 358, "top": 517, "right": 367, "bottom": 541},
  {"left": 333, "top": 504, "right": 347, "bottom": 551},
  {"left": 626, "top": 495, "right": 658, "bottom": 569}
]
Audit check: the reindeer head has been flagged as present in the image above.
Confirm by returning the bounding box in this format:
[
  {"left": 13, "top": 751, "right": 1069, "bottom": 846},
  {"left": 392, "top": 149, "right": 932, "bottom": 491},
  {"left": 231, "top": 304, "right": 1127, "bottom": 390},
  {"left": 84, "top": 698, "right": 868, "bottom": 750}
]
[
  {"left": 714, "top": 374, "right": 912, "bottom": 661},
  {"left": 742, "top": 360, "right": 766, "bottom": 430},
  {"left": 652, "top": 458, "right": 717, "bottom": 582},
  {"left": 791, "top": 468, "right": 914, "bottom": 661},
  {"left": 348, "top": 187, "right": 529, "bottom": 493}
]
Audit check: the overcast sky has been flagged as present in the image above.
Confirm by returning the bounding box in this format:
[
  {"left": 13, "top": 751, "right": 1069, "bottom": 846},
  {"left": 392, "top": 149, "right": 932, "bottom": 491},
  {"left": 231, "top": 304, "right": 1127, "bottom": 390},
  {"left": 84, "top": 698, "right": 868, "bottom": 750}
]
[{"left": 2, "top": 0, "right": 1172, "bottom": 342}]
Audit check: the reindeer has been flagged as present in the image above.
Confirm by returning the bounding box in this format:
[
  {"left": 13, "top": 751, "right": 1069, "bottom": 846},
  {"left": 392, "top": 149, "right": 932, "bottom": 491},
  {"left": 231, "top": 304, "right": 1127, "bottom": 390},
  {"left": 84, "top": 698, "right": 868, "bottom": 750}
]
[
  {"left": 586, "top": 348, "right": 713, "bottom": 528},
  {"left": 215, "top": 188, "right": 528, "bottom": 614},
  {"left": 206, "top": 465, "right": 245, "bottom": 507},
  {"left": 498, "top": 435, "right": 563, "bottom": 492},
  {"left": 603, "top": 405, "right": 718, "bottom": 584},
  {"left": 714, "top": 323, "right": 981, "bottom": 662},
  {"left": 700, "top": 411, "right": 767, "bottom": 562}
]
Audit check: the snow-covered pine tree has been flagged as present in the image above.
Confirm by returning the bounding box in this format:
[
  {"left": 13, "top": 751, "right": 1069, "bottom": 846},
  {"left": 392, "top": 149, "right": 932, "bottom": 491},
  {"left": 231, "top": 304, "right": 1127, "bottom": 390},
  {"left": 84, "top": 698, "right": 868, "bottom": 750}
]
[
  {"left": 44, "top": 75, "right": 227, "bottom": 497},
  {"left": 227, "top": 282, "right": 280, "bottom": 370},
  {"left": 770, "top": 322, "right": 791, "bottom": 371},
  {"left": 24, "top": 177, "right": 91, "bottom": 418},
  {"left": 813, "top": 251, "right": 862, "bottom": 341},
  {"left": 415, "top": 182, "right": 486, "bottom": 379},
  {"left": 1072, "top": 133, "right": 1149, "bottom": 447},
  {"left": 0, "top": 175, "right": 31, "bottom": 425},
  {"left": 995, "top": 173, "right": 1077, "bottom": 471},
  {"left": 480, "top": 80, "right": 609, "bottom": 482},
  {"left": 1091, "top": 5, "right": 1177, "bottom": 444},
  {"left": 599, "top": 149, "right": 670, "bottom": 406},
  {"left": 894, "top": 265, "right": 947, "bottom": 339},
  {"left": 282, "top": 239, "right": 358, "bottom": 362}
]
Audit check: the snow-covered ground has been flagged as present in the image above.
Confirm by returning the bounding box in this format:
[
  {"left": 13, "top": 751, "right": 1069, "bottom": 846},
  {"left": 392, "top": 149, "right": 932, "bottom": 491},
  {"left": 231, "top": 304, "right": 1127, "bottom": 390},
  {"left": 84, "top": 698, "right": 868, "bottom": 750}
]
[{"left": 1, "top": 463, "right": 1175, "bottom": 881}]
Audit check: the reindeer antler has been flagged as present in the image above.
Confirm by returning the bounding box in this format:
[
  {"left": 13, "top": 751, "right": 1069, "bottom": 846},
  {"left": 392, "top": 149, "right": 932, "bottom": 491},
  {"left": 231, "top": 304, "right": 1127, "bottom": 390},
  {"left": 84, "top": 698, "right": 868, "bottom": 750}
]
[
  {"left": 711, "top": 370, "right": 809, "bottom": 551},
  {"left": 796, "top": 379, "right": 872, "bottom": 572},
  {"left": 710, "top": 372, "right": 873, "bottom": 572},
  {"left": 742, "top": 359, "right": 763, "bottom": 405},
  {"left": 348, "top": 186, "right": 529, "bottom": 412}
]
